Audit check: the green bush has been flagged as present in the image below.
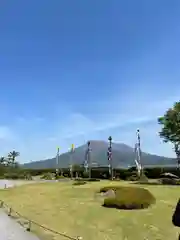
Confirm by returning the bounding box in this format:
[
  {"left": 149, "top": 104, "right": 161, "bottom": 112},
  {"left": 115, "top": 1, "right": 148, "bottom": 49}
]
[
  {"left": 126, "top": 175, "right": 138, "bottom": 181},
  {"left": 40, "top": 172, "right": 54, "bottom": 180},
  {"left": 73, "top": 180, "right": 87, "bottom": 186},
  {"left": 99, "top": 186, "right": 156, "bottom": 209},
  {"left": 56, "top": 175, "right": 65, "bottom": 179},
  {"left": 3, "top": 172, "right": 32, "bottom": 180},
  {"left": 83, "top": 172, "right": 89, "bottom": 178},
  {"left": 137, "top": 173, "right": 149, "bottom": 183},
  {"left": 84, "top": 178, "right": 100, "bottom": 182},
  {"left": 135, "top": 181, "right": 160, "bottom": 185},
  {"left": 4, "top": 173, "right": 20, "bottom": 179},
  {"left": 160, "top": 178, "right": 180, "bottom": 185}
]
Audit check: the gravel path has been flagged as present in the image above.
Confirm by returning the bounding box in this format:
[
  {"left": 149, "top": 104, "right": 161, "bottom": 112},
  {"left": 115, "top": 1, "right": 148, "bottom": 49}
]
[{"left": 0, "top": 180, "right": 41, "bottom": 240}]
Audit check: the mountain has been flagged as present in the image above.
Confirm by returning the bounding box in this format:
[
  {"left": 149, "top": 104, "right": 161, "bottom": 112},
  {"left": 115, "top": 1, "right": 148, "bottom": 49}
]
[{"left": 23, "top": 140, "right": 176, "bottom": 169}]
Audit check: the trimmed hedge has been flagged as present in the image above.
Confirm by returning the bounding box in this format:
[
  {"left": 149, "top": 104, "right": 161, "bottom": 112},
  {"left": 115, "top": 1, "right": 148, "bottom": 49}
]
[
  {"left": 73, "top": 180, "right": 87, "bottom": 186},
  {"left": 159, "top": 178, "right": 180, "bottom": 185},
  {"left": 3, "top": 172, "right": 32, "bottom": 180},
  {"left": 99, "top": 186, "right": 156, "bottom": 209},
  {"left": 84, "top": 178, "right": 100, "bottom": 182},
  {"left": 40, "top": 172, "right": 54, "bottom": 180}
]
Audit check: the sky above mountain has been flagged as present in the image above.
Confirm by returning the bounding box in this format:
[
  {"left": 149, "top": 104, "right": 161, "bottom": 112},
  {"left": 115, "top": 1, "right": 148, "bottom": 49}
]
[{"left": 0, "top": 0, "right": 180, "bottom": 162}]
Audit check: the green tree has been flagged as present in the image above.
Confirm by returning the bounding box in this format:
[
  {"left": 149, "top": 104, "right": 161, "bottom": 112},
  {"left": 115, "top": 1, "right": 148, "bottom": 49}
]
[
  {"left": 8, "top": 151, "right": 20, "bottom": 167},
  {"left": 0, "top": 157, "right": 5, "bottom": 165},
  {"left": 158, "top": 101, "right": 180, "bottom": 167}
]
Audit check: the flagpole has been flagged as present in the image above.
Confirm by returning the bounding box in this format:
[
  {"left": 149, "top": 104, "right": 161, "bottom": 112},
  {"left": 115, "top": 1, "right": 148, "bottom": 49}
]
[{"left": 56, "top": 147, "right": 60, "bottom": 178}]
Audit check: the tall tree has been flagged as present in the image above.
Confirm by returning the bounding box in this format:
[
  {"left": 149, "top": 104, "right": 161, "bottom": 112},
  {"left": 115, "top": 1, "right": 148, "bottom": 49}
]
[
  {"left": 158, "top": 101, "right": 180, "bottom": 167},
  {"left": 8, "top": 151, "right": 20, "bottom": 167}
]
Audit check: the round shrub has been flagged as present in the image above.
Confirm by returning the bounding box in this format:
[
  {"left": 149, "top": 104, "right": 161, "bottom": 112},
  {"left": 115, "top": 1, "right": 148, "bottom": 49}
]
[
  {"left": 57, "top": 175, "right": 65, "bottom": 179},
  {"left": 84, "top": 178, "right": 100, "bottom": 182},
  {"left": 126, "top": 175, "right": 138, "bottom": 181},
  {"left": 73, "top": 180, "right": 87, "bottom": 186},
  {"left": 99, "top": 186, "right": 156, "bottom": 210},
  {"left": 40, "top": 172, "right": 54, "bottom": 180},
  {"left": 160, "top": 178, "right": 180, "bottom": 185}
]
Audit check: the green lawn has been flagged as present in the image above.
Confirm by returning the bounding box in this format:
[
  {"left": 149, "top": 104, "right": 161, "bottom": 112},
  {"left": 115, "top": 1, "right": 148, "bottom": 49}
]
[{"left": 0, "top": 180, "right": 179, "bottom": 240}]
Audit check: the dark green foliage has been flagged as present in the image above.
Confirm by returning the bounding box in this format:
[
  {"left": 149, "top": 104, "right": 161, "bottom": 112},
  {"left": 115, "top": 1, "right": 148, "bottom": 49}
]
[
  {"left": 83, "top": 171, "right": 89, "bottom": 178},
  {"left": 135, "top": 181, "right": 160, "bottom": 185},
  {"left": 22, "top": 166, "right": 180, "bottom": 180},
  {"left": 138, "top": 173, "right": 149, "bottom": 183},
  {"left": 58, "top": 175, "right": 65, "bottom": 179},
  {"left": 99, "top": 186, "right": 122, "bottom": 193},
  {"left": 158, "top": 101, "right": 180, "bottom": 166},
  {"left": 158, "top": 101, "right": 180, "bottom": 144},
  {"left": 3, "top": 172, "right": 32, "bottom": 180},
  {"left": 136, "top": 178, "right": 180, "bottom": 186},
  {"left": 40, "top": 172, "right": 54, "bottom": 180},
  {"left": 160, "top": 178, "right": 180, "bottom": 185},
  {"left": 3, "top": 173, "right": 20, "bottom": 179},
  {"left": 24, "top": 173, "right": 32, "bottom": 180},
  {"left": 84, "top": 178, "right": 100, "bottom": 182},
  {"left": 73, "top": 180, "right": 87, "bottom": 185},
  {"left": 126, "top": 175, "right": 138, "bottom": 181},
  {"left": 99, "top": 186, "right": 156, "bottom": 210}
]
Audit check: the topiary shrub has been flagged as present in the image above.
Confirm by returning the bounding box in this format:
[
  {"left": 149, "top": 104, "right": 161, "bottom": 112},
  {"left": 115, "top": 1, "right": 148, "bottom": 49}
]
[
  {"left": 99, "top": 186, "right": 156, "bottom": 210},
  {"left": 73, "top": 180, "right": 87, "bottom": 186},
  {"left": 160, "top": 178, "right": 180, "bottom": 185},
  {"left": 40, "top": 172, "right": 54, "bottom": 180},
  {"left": 138, "top": 173, "right": 149, "bottom": 183},
  {"left": 83, "top": 172, "right": 89, "bottom": 178},
  {"left": 56, "top": 175, "right": 65, "bottom": 179},
  {"left": 135, "top": 180, "right": 160, "bottom": 185},
  {"left": 126, "top": 175, "right": 138, "bottom": 181},
  {"left": 85, "top": 178, "right": 100, "bottom": 182}
]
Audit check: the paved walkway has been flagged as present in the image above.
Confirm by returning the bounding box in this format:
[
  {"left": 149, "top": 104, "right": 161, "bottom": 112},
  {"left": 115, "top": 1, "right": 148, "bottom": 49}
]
[
  {"left": 0, "top": 180, "right": 41, "bottom": 240},
  {"left": 0, "top": 209, "right": 40, "bottom": 240}
]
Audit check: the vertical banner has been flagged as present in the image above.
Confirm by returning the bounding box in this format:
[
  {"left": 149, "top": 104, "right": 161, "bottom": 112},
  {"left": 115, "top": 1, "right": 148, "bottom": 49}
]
[
  {"left": 107, "top": 146, "right": 112, "bottom": 175},
  {"left": 135, "top": 129, "right": 142, "bottom": 175},
  {"left": 56, "top": 147, "right": 60, "bottom": 176},
  {"left": 107, "top": 136, "right": 113, "bottom": 179},
  {"left": 56, "top": 147, "right": 60, "bottom": 166},
  {"left": 84, "top": 141, "right": 90, "bottom": 173},
  {"left": 70, "top": 144, "right": 75, "bottom": 178}
]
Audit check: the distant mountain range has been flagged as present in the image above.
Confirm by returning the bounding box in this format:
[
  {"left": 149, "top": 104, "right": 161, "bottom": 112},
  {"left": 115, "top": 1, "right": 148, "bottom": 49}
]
[{"left": 23, "top": 140, "right": 176, "bottom": 169}]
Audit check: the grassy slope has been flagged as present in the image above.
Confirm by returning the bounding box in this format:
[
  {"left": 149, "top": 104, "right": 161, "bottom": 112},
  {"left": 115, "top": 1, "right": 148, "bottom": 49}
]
[{"left": 0, "top": 181, "right": 179, "bottom": 240}]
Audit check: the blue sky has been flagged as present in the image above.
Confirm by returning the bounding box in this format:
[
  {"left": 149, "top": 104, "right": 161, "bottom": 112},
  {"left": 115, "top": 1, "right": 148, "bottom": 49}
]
[{"left": 0, "top": 0, "right": 180, "bottom": 162}]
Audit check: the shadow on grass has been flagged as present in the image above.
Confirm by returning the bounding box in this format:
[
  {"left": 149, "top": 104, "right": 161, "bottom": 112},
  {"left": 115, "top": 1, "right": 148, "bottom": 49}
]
[{"left": 102, "top": 203, "right": 151, "bottom": 210}]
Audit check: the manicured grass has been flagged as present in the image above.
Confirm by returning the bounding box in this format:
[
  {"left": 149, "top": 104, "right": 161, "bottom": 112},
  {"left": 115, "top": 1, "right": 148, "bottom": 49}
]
[{"left": 0, "top": 180, "right": 179, "bottom": 240}]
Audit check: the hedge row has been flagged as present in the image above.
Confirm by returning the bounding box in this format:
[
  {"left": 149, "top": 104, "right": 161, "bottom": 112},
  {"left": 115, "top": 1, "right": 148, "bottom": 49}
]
[{"left": 26, "top": 166, "right": 180, "bottom": 179}]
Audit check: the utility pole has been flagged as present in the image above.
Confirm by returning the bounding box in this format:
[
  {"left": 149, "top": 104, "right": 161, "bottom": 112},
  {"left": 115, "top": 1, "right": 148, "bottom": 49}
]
[
  {"left": 107, "top": 136, "right": 113, "bottom": 180},
  {"left": 70, "top": 144, "right": 75, "bottom": 179}
]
